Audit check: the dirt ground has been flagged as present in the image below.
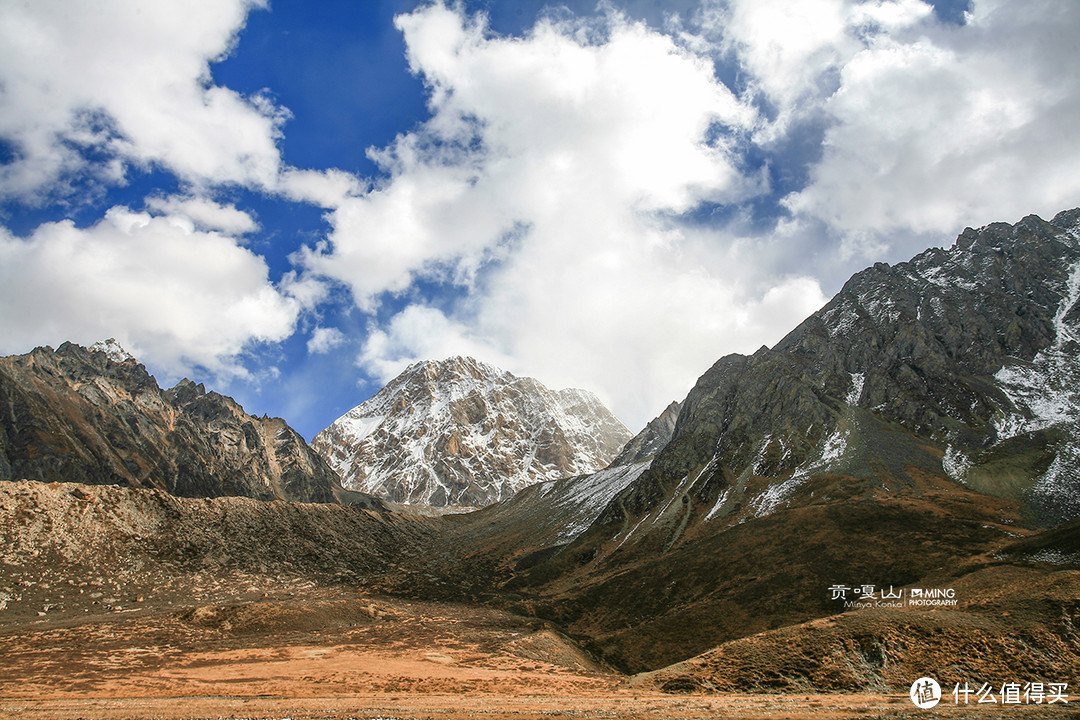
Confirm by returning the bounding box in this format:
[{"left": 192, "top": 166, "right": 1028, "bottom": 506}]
[{"left": 0, "top": 583, "right": 1074, "bottom": 720}]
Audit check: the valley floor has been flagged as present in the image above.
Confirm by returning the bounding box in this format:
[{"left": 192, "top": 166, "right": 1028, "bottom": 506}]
[
  {"left": 1, "top": 482, "right": 1077, "bottom": 718},
  {"left": 0, "top": 582, "right": 1073, "bottom": 720},
  {"left": 0, "top": 693, "right": 1039, "bottom": 720}
]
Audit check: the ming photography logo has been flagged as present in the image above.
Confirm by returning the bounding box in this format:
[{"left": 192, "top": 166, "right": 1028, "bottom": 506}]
[{"left": 828, "top": 584, "right": 958, "bottom": 608}]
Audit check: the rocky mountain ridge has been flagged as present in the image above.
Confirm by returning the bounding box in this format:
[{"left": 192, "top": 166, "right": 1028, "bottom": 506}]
[
  {"left": 0, "top": 341, "right": 379, "bottom": 507},
  {"left": 312, "top": 356, "right": 632, "bottom": 509},
  {"left": 481, "top": 209, "right": 1080, "bottom": 673},
  {"left": 602, "top": 208, "right": 1080, "bottom": 541}
]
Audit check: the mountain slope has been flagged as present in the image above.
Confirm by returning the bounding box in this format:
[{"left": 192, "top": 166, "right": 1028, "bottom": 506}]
[
  {"left": 609, "top": 208, "right": 1080, "bottom": 542},
  {"left": 0, "top": 341, "right": 379, "bottom": 507},
  {"left": 437, "top": 398, "right": 685, "bottom": 585},
  {"left": 0, "top": 478, "right": 434, "bottom": 621},
  {"left": 497, "top": 208, "right": 1080, "bottom": 673},
  {"left": 312, "top": 356, "right": 632, "bottom": 509}
]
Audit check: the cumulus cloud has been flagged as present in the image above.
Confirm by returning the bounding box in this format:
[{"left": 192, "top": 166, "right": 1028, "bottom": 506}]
[
  {"left": 299, "top": 3, "right": 826, "bottom": 427},
  {"left": 0, "top": 0, "right": 284, "bottom": 199},
  {"left": 0, "top": 206, "right": 299, "bottom": 379},
  {"left": 144, "top": 195, "right": 259, "bottom": 235},
  {"left": 786, "top": 0, "right": 1080, "bottom": 244},
  {"left": 307, "top": 326, "right": 347, "bottom": 355},
  {"left": 699, "top": 0, "right": 1080, "bottom": 254},
  {"left": 300, "top": 3, "right": 759, "bottom": 305},
  {"left": 358, "top": 306, "right": 516, "bottom": 383}
]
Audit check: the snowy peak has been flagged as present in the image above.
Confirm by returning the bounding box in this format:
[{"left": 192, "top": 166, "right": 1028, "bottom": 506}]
[
  {"left": 312, "top": 357, "right": 632, "bottom": 509},
  {"left": 89, "top": 338, "right": 135, "bottom": 364}
]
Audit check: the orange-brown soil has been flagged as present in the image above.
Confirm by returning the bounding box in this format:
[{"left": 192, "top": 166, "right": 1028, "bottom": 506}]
[{"left": 0, "top": 582, "right": 1074, "bottom": 720}]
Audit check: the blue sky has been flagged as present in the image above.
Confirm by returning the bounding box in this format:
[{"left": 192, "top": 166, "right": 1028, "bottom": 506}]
[{"left": 2, "top": 0, "right": 1079, "bottom": 439}]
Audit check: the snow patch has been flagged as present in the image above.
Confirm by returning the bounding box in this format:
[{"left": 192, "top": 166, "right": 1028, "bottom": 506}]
[
  {"left": 555, "top": 460, "right": 650, "bottom": 542},
  {"left": 817, "top": 427, "right": 848, "bottom": 467},
  {"left": 89, "top": 338, "right": 134, "bottom": 363},
  {"left": 994, "top": 256, "right": 1080, "bottom": 441},
  {"left": 1024, "top": 548, "right": 1080, "bottom": 566},
  {"left": 704, "top": 488, "right": 730, "bottom": 522},
  {"left": 748, "top": 424, "right": 850, "bottom": 519},
  {"left": 824, "top": 302, "right": 859, "bottom": 338},
  {"left": 942, "top": 445, "right": 971, "bottom": 484},
  {"left": 749, "top": 476, "right": 804, "bottom": 518},
  {"left": 752, "top": 433, "right": 772, "bottom": 475},
  {"left": 845, "top": 373, "right": 864, "bottom": 406},
  {"left": 336, "top": 414, "right": 385, "bottom": 444}
]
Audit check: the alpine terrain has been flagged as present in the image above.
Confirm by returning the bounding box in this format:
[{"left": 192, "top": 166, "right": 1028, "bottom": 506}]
[
  {"left": 476, "top": 208, "right": 1080, "bottom": 680},
  {"left": 0, "top": 340, "right": 381, "bottom": 507},
  {"left": 1, "top": 210, "right": 1079, "bottom": 718},
  {"left": 312, "top": 356, "right": 632, "bottom": 509}
]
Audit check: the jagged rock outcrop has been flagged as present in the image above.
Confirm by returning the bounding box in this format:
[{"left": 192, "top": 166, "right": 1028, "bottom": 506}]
[
  {"left": 312, "top": 356, "right": 632, "bottom": 509},
  {"left": 610, "top": 401, "right": 681, "bottom": 466},
  {"left": 0, "top": 341, "right": 380, "bottom": 507}
]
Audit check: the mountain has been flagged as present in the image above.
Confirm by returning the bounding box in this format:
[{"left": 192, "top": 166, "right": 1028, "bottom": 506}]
[
  {"left": 312, "top": 356, "right": 632, "bottom": 509},
  {"left": 608, "top": 400, "right": 681, "bottom": 466},
  {"left": 483, "top": 209, "right": 1080, "bottom": 675},
  {"left": 440, "top": 400, "right": 683, "bottom": 573},
  {"left": 0, "top": 340, "right": 382, "bottom": 507},
  {"left": 3, "top": 210, "right": 1080, "bottom": 702},
  {"left": 612, "top": 208, "right": 1080, "bottom": 533}
]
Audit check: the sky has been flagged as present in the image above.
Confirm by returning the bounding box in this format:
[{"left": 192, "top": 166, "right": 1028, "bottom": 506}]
[{"left": 1, "top": 0, "right": 1079, "bottom": 440}]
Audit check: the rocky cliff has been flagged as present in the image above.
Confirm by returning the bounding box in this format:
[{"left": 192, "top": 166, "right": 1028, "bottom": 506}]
[
  {"left": 0, "top": 341, "right": 379, "bottom": 507},
  {"left": 609, "top": 208, "right": 1080, "bottom": 534}
]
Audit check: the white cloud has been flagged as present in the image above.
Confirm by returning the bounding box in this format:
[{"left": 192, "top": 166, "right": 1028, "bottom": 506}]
[
  {"left": 145, "top": 195, "right": 258, "bottom": 235},
  {"left": 307, "top": 326, "right": 347, "bottom": 355},
  {"left": 0, "top": 0, "right": 284, "bottom": 198},
  {"left": 322, "top": 3, "right": 828, "bottom": 428},
  {"left": 699, "top": 0, "right": 1080, "bottom": 253},
  {"left": 300, "top": 3, "right": 759, "bottom": 307},
  {"left": 279, "top": 167, "right": 367, "bottom": 208},
  {"left": 358, "top": 306, "right": 516, "bottom": 384},
  {"left": 0, "top": 206, "right": 299, "bottom": 379},
  {"left": 786, "top": 0, "right": 1080, "bottom": 242}
]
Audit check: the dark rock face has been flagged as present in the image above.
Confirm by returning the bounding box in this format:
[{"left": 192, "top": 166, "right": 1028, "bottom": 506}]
[
  {"left": 613, "top": 209, "right": 1080, "bottom": 529},
  {"left": 0, "top": 341, "right": 378, "bottom": 507},
  {"left": 610, "top": 401, "right": 682, "bottom": 466}
]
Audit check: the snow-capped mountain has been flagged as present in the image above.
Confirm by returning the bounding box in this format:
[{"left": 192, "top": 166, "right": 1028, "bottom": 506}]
[{"left": 312, "top": 356, "right": 632, "bottom": 508}]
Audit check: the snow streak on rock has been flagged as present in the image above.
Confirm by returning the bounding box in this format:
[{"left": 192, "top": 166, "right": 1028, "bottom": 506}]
[{"left": 993, "top": 242, "right": 1080, "bottom": 516}]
